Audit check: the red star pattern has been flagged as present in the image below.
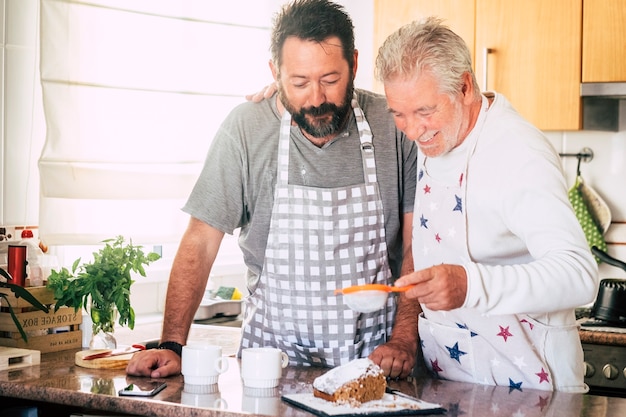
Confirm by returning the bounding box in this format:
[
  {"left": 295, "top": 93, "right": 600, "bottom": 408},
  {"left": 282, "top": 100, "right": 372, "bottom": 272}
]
[
  {"left": 435, "top": 233, "right": 442, "bottom": 243},
  {"left": 535, "top": 395, "right": 550, "bottom": 411},
  {"left": 423, "top": 184, "right": 431, "bottom": 194},
  {"left": 459, "top": 173, "right": 464, "bottom": 187},
  {"left": 520, "top": 318, "right": 534, "bottom": 330},
  {"left": 497, "top": 325, "right": 513, "bottom": 342},
  {"left": 536, "top": 367, "right": 550, "bottom": 384},
  {"left": 431, "top": 358, "right": 443, "bottom": 373}
]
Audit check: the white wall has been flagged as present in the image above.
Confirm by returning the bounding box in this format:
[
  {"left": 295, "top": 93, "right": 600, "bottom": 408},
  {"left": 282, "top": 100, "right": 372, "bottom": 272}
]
[
  {"left": 0, "top": 0, "right": 44, "bottom": 227},
  {"left": 545, "top": 125, "right": 626, "bottom": 281}
]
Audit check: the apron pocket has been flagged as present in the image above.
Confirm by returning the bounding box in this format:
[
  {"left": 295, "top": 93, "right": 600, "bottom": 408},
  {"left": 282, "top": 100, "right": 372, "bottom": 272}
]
[
  {"left": 524, "top": 316, "right": 585, "bottom": 392},
  {"left": 419, "top": 313, "right": 556, "bottom": 390},
  {"left": 418, "top": 313, "right": 476, "bottom": 383}
]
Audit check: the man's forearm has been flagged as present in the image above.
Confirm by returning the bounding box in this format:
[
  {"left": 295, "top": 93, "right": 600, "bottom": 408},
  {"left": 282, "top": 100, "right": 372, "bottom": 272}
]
[
  {"left": 160, "top": 260, "right": 209, "bottom": 345},
  {"left": 390, "top": 293, "right": 419, "bottom": 347},
  {"left": 390, "top": 211, "right": 419, "bottom": 348},
  {"left": 160, "top": 219, "right": 224, "bottom": 346}
]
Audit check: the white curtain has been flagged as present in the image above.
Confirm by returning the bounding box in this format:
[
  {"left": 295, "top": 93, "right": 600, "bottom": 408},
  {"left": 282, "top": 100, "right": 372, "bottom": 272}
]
[{"left": 38, "top": 0, "right": 276, "bottom": 245}]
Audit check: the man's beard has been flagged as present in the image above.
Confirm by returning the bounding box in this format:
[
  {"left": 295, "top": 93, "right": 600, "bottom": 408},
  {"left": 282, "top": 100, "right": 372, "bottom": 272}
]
[{"left": 279, "top": 81, "right": 354, "bottom": 139}]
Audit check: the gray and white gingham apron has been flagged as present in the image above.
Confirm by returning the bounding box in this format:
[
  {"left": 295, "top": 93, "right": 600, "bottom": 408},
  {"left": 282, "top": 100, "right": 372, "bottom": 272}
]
[
  {"left": 414, "top": 96, "right": 554, "bottom": 390},
  {"left": 240, "top": 94, "right": 394, "bottom": 367}
]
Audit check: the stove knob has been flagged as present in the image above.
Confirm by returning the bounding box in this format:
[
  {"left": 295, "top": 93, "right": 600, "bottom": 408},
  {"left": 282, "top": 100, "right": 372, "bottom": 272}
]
[
  {"left": 602, "top": 364, "right": 619, "bottom": 380},
  {"left": 584, "top": 362, "right": 595, "bottom": 378}
]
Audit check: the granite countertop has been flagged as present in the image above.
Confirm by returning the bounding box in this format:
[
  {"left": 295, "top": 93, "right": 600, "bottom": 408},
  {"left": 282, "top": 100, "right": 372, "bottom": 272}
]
[{"left": 1, "top": 324, "right": 626, "bottom": 417}]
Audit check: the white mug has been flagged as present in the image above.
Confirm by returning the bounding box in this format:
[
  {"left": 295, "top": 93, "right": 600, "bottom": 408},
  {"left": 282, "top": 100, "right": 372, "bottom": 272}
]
[
  {"left": 241, "top": 347, "right": 289, "bottom": 388},
  {"left": 181, "top": 343, "right": 229, "bottom": 385},
  {"left": 181, "top": 383, "right": 228, "bottom": 409},
  {"left": 242, "top": 386, "right": 280, "bottom": 415}
]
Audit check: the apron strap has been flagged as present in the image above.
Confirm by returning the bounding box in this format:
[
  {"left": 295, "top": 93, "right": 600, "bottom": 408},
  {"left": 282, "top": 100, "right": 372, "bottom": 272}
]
[
  {"left": 276, "top": 111, "right": 292, "bottom": 187},
  {"left": 352, "top": 94, "right": 378, "bottom": 185}
]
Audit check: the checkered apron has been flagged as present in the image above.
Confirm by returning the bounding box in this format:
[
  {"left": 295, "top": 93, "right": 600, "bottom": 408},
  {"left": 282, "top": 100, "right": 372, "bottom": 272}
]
[
  {"left": 240, "top": 94, "right": 394, "bottom": 367},
  {"left": 414, "top": 96, "right": 554, "bottom": 390}
]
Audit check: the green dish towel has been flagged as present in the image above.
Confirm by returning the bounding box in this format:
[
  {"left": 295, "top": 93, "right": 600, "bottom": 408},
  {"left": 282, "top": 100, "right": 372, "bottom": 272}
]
[{"left": 568, "top": 176, "right": 607, "bottom": 263}]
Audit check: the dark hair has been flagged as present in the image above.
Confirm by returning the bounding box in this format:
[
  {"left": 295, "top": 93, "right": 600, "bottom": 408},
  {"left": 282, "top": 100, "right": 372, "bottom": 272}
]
[{"left": 271, "top": 0, "right": 355, "bottom": 72}]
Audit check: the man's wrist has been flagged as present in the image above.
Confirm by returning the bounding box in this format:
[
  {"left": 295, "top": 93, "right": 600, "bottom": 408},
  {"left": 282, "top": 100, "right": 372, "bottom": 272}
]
[{"left": 157, "top": 341, "right": 183, "bottom": 357}]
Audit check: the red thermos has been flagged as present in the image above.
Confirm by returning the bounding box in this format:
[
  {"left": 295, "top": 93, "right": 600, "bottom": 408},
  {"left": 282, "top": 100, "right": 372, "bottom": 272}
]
[{"left": 7, "top": 245, "right": 28, "bottom": 287}]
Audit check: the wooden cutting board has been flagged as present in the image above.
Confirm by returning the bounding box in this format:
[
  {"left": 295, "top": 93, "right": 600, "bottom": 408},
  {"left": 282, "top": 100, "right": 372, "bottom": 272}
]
[
  {"left": 0, "top": 347, "right": 41, "bottom": 371},
  {"left": 75, "top": 349, "right": 137, "bottom": 369}
]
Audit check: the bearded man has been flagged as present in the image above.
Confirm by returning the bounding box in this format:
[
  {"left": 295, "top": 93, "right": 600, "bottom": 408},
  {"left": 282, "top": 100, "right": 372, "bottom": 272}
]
[{"left": 127, "top": 0, "right": 418, "bottom": 379}]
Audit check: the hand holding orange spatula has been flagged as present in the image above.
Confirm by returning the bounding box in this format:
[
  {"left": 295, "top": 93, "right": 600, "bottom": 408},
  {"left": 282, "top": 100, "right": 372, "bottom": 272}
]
[{"left": 334, "top": 283, "right": 412, "bottom": 313}]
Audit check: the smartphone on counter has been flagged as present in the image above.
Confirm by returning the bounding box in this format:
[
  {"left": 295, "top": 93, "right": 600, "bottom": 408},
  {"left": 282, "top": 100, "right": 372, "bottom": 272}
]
[{"left": 118, "top": 381, "right": 167, "bottom": 397}]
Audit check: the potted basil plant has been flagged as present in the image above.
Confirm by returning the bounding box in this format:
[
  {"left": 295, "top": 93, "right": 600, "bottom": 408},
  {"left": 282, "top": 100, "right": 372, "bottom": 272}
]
[{"left": 47, "top": 236, "right": 160, "bottom": 349}]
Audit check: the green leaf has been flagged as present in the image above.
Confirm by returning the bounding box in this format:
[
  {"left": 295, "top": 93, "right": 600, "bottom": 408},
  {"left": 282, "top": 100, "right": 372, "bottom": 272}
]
[
  {"left": 5, "top": 284, "right": 49, "bottom": 313},
  {"left": 0, "top": 294, "right": 29, "bottom": 342},
  {"left": 0, "top": 268, "right": 11, "bottom": 281},
  {"left": 1, "top": 268, "right": 53, "bottom": 341},
  {"left": 71, "top": 258, "right": 81, "bottom": 273}
]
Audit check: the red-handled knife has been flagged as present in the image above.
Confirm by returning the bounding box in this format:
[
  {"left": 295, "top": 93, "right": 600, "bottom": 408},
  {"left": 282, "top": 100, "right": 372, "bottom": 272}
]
[{"left": 83, "top": 344, "right": 146, "bottom": 360}]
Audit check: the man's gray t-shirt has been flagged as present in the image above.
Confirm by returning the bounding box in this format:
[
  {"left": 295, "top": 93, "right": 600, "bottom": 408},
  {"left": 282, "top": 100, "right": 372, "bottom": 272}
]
[{"left": 183, "top": 89, "right": 417, "bottom": 289}]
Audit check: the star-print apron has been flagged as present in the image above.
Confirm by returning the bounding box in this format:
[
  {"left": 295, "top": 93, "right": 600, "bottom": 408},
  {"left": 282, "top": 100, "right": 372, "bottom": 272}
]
[
  {"left": 413, "top": 95, "right": 554, "bottom": 391},
  {"left": 240, "top": 94, "right": 395, "bottom": 367}
]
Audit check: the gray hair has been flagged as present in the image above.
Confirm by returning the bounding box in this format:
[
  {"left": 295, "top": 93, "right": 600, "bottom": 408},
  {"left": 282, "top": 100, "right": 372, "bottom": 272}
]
[{"left": 375, "top": 17, "right": 480, "bottom": 99}]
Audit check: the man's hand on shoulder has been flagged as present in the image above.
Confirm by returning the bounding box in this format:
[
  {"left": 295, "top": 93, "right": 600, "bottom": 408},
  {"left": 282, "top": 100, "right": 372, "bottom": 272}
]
[
  {"left": 245, "top": 82, "right": 278, "bottom": 102},
  {"left": 126, "top": 348, "right": 181, "bottom": 378}
]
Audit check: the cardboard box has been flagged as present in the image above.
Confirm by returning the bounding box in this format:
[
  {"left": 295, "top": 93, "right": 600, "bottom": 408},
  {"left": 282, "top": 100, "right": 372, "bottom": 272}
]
[{"left": 0, "top": 286, "right": 82, "bottom": 353}]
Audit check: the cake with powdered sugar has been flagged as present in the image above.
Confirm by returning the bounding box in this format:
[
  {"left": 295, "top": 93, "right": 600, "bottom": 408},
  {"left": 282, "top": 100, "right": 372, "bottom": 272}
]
[{"left": 312, "top": 358, "right": 386, "bottom": 404}]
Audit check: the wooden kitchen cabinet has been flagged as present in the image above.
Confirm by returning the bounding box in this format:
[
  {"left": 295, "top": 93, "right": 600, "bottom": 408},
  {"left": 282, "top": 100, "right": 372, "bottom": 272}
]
[
  {"left": 582, "top": 0, "right": 626, "bottom": 82},
  {"left": 475, "top": 0, "right": 582, "bottom": 130},
  {"left": 373, "top": 0, "right": 475, "bottom": 93},
  {"left": 373, "top": 0, "right": 582, "bottom": 131}
]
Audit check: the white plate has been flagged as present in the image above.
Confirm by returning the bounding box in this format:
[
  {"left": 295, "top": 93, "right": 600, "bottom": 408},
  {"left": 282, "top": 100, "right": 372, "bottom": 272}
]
[{"left": 281, "top": 392, "right": 445, "bottom": 416}]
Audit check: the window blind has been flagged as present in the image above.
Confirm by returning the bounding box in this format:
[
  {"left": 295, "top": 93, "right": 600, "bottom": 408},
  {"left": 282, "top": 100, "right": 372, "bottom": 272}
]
[{"left": 38, "top": 0, "right": 275, "bottom": 245}]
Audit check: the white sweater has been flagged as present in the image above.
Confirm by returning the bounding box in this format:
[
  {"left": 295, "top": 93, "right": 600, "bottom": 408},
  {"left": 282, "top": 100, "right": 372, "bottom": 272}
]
[{"left": 413, "top": 93, "right": 599, "bottom": 392}]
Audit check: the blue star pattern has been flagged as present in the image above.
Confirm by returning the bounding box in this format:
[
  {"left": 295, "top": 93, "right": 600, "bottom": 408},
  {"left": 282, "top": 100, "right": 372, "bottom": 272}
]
[
  {"left": 453, "top": 195, "right": 463, "bottom": 213},
  {"left": 509, "top": 378, "right": 523, "bottom": 392},
  {"left": 418, "top": 169, "right": 424, "bottom": 181},
  {"left": 446, "top": 342, "right": 467, "bottom": 364},
  {"left": 420, "top": 214, "right": 429, "bottom": 228},
  {"left": 456, "top": 322, "right": 478, "bottom": 337}
]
